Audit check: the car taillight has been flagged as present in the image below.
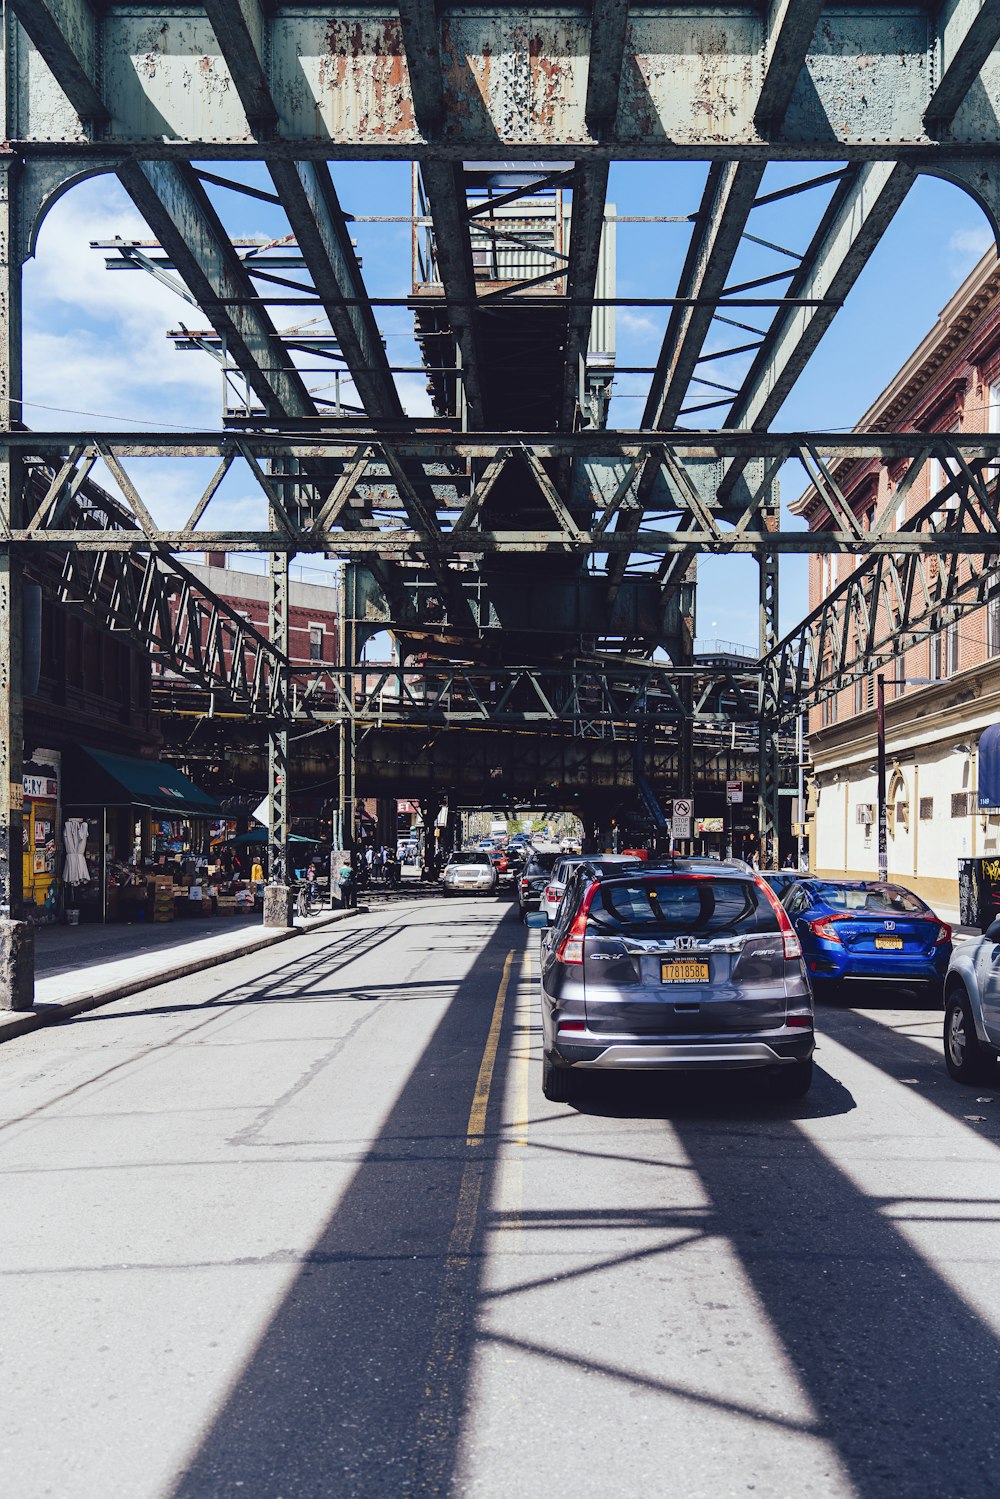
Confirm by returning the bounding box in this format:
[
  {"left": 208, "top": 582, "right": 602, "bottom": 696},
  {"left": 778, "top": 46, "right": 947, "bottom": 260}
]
[
  {"left": 545, "top": 885, "right": 559, "bottom": 903},
  {"left": 933, "top": 921, "right": 952, "bottom": 945},
  {"left": 755, "top": 876, "right": 804, "bottom": 959},
  {"left": 520, "top": 878, "right": 529, "bottom": 891},
  {"left": 557, "top": 1020, "right": 586, "bottom": 1033},
  {"left": 555, "top": 880, "right": 598, "bottom": 965},
  {"left": 785, "top": 1014, "right": 813, "bottom": 1029},
  {"left": 806, "top": 916, "right": 845, "bottom": 944}
]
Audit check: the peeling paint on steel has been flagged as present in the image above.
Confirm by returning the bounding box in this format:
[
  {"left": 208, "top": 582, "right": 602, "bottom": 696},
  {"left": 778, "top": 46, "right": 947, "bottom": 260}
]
[
  {"left": 273, "top": 16, "right": 418, "bottom": 143},
  {"left": 103, "top": 15, "right": 253, "bottom": 143},
  {"left": 8, "top": 5, "right": 1000, "bottom": 156}
]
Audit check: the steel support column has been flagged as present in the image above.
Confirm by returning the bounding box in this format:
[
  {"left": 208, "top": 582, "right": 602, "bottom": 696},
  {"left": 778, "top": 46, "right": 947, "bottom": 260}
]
[
  {"left": 757, "top": 492, "right": 781, "bottom": 869},
  {"left": 0, "top": 158, "right": 32, "bottom": 1007},
  {"left": 337, "top": 564, "right": 357, "bottom": 867},
  {"left": 267, "top": 537, "right": 290, "bottom": 908}
]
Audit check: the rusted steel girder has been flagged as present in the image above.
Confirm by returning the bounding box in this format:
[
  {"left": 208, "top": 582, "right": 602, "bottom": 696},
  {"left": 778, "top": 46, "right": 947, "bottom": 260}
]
[{"left": 9, "top": 3, "right": 1000, "bottom": 161}]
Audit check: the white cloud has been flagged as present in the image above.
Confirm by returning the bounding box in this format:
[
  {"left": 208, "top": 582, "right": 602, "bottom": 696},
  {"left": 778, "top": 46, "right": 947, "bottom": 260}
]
[
  {"left": 394, "top": 372, "right": 435, "bottom": 418},
  {"left": 23, "top": 176, "right": 228, "bottom": 430},
  {"left": 948, "top": 224, "right": 995, "bottom": 277},
  {"left": 618, "top": 310, "right": 659, "bottom": 340}
]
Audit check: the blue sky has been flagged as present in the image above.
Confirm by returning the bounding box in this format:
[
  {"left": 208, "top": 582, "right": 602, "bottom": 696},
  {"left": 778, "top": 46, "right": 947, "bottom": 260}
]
[{"left": 22, "top": 162, "right": 996, "bottom": 646}]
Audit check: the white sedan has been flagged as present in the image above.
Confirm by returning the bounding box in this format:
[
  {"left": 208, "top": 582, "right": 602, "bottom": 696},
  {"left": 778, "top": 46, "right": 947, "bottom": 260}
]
[{"left": 441, "top": 852, "right": 498, "bottom": 896}]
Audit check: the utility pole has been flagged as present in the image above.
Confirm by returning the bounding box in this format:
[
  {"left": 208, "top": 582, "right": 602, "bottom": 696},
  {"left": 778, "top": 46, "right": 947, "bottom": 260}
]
[
  {"left": 0, "top": 158, "right": 32, "bottom": 1008},
  {"left": 876, "top": 673, "right": 888, "bottom": 882}
]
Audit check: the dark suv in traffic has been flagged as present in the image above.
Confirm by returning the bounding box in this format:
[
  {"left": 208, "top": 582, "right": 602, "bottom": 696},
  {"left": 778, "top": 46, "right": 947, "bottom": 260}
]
[
  {"left": 534, "top": 861, "right": 814, "bottom": 1103},
  {"left": 517, "top": 850, "right": 559, "bottom": 920}
]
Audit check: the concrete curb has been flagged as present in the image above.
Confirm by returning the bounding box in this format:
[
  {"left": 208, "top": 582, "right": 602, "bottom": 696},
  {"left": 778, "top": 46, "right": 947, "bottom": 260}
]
[{"left": 0, "top": 905, "right": 369, "bottom": 1047}]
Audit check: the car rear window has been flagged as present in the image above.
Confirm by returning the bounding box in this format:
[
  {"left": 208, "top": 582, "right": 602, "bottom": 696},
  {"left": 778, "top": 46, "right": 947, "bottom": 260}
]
[
  {"left": 526, "top": 853, "right": 559, "bottom": 875},
  {"left": 450, "top": 852, "right": 489, "bottom": 866},
  {"left": 813, "top": 883, "right": 926, "bottom": 914},
  {"left": 589, "top": 877, "right": 779, "bottom": 935}
]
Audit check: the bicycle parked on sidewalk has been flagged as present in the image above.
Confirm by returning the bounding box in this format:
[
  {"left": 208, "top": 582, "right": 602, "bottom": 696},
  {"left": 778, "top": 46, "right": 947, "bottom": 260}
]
[{"left": 295, "top": 879, "right": 319, "bottom": 919}]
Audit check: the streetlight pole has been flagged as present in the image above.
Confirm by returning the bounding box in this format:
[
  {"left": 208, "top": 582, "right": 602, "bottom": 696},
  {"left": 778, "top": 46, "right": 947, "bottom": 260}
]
[{"left": 876, "top": 673, "right": 888, "bottom": 881}]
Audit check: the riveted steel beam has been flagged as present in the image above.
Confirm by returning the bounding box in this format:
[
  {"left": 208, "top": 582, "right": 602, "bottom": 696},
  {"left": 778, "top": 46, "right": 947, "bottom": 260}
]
[
  {"left": 266, "top": 160, "right": 401, "bottom": 421},
  {"left": 15, "top": 430, "right": 1000, "bottom": 461},
  {"left": 755, "top": 0, "right": 826, "bottom": 132},
  {"left": 12, "top": 5, "right": 1000, "bottom": 157},
  {"left": 203, "top": 0, "right": 278, "bottom": 134},
  {"left": 727, "top": 163, "right": 914, "bottom": 433},
  {"left": 7, "top": 0, "right": 107, "bottom": 126},
  {"left": 718, "top": 162, "right": 915, "bottom": 505},
  {"left": 417, "top": 161, "right": 486, "bottom": 426},
  {"left": 644, "top": 163, "right": 766, "bottom": 434},
  {"left": 116, "top": 160, "right": 315, "bottom": 420},
  {"left": 926, "top": 0, "right": 1000, "bottom": 133},
  {"left": 560, "top": 162, "right": 610, "bottom": 430}
]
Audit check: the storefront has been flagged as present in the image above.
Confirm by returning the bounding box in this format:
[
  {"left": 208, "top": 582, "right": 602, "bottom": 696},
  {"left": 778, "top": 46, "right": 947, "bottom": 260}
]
[
  {"left": 22, "top": 762, "right": 60, "bottom": 922},
  {"left": 61, "top": 747, "right": 223, "bottom": 923}
]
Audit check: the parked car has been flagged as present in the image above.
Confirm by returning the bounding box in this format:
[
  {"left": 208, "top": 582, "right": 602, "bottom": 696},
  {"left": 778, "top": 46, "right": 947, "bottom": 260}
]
[
  {"left": 943, "top": 917, "right": 1000, "bottom": 1081},
  {"left": 532, "top": 862, "right": 813, "bottom": 1103},
  {"left": 440, "top": 851, "right": 498, "bottom": 896},
  {"left": 539, "top": 853, "right": 641, "bottom": 925},
  {"left": 782, "top": 878, "right": 952, "bottom": 1000},
  {"left": 517, "top": 850, "right": 560, "bottom": 919},
  {"left": 758, "top": 870, "right": 800, "bottom": 902},
  {"left": 487, "top": 848, "right": 510, "bottom": 883}
]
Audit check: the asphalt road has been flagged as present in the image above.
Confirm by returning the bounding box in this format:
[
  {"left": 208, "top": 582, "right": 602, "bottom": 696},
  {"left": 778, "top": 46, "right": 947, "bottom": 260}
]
[{"left": 2, "top": 894, "right": 1000, "bottom": 1499}]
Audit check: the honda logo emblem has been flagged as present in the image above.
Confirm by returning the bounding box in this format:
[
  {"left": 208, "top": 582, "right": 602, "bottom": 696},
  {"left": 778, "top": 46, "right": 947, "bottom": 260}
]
[
  {"left": 884, "top": 920, "right": 896, "bottom": 931},
  {"left": 674, "top": 935, "right": 696, "bottom": 951}
]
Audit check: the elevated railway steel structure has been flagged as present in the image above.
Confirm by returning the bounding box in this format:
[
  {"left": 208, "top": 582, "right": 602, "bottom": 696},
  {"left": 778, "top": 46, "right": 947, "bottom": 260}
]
[{"left": 5, "top": 2, "right": 1000, "bottom": 1003}]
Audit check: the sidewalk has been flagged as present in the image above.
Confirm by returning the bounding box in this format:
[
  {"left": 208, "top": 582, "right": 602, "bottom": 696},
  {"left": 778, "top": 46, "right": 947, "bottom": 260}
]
[{"left": 0, "top": 903, "right": 367, "bottom": 1046}]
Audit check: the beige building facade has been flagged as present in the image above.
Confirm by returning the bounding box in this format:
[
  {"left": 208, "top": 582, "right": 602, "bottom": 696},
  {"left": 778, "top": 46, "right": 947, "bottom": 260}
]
[{"left": 797, "top": 249, "right": 1000, "bottom": 915}]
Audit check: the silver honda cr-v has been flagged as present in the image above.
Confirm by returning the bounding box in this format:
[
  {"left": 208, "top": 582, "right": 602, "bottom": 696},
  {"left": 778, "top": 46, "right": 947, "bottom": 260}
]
[{"left": 533, "top": 861, "right": 815, "bottom": 1102}]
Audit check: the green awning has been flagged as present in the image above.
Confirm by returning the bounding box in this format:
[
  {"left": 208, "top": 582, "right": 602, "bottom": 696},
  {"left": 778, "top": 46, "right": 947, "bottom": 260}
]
[{"left": 65, "top": 747, "right": 220, "bottom": 819}]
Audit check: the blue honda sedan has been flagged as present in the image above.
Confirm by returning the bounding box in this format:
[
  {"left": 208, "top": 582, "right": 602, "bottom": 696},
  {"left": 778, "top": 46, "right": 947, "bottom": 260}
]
[{"left": 781, "top": 879, "right": 952, "bottom": 1000}]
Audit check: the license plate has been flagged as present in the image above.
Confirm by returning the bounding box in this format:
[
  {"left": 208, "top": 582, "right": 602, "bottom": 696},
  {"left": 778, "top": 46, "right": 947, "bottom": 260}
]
[
  {"left": 875, "top": 936, "right": 903, "bottom": 950},
  {"left": 661, "top": 960, "right": 710, "bottom": 983}
]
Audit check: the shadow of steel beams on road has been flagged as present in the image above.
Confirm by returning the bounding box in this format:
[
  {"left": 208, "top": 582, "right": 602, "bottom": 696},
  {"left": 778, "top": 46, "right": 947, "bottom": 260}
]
[
  {"left": 672, "top": 1083, "right": 1000, "bottom": 1496},
  {"left": 167, "top": 915, "right": 520, "bottom": 1499}
]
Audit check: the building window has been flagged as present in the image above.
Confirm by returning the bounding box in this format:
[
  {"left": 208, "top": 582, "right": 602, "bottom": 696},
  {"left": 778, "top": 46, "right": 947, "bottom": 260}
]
[
  {"left": 309, "top": 625, "right": 324, "bottom": 661},
  {"left": 931, "top": 610, "right": 959, "bottom": 679},
  {"left": 919, "top": 797, "right": 934, "bottom": 820},
  {"left": 952, "top": 792, "right": 972, "bottom": 818},
  {"left": 988, "top": 589, "right": 1000, "bottom": 658}
]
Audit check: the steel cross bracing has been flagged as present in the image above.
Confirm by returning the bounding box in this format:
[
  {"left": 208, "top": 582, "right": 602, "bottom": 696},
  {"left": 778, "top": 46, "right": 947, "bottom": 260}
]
[
  {"left": 762, "top": 452, "right": 1000, "bottom": 719},
  {"left": 21, "top": 453, "right": 769, "bottom": 732},
  {"left": 5, "top": 5, "right": 1000, "bottom": 810},
  {"left": 12, "top": 430, "right": 1000, "bottom": 557}
]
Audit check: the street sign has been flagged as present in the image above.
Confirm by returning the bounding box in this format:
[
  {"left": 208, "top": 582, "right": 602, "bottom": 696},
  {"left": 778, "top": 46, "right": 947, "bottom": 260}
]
[
  {"left": 672, "top": 797, "right": 692, "bottom": 838},
  {"left": 726, "top": 781, "right": 743, "bottom": 804},
  {"left": 251, "top": 796, "right": 269, "bottom": 827}
]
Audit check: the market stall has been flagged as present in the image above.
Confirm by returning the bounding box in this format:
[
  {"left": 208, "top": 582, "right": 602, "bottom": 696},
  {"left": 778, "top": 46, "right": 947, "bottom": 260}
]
[{"left": 61, "top": 746, "right": 227, "bottom": 923}]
